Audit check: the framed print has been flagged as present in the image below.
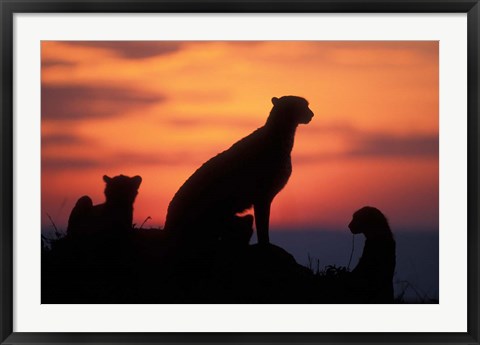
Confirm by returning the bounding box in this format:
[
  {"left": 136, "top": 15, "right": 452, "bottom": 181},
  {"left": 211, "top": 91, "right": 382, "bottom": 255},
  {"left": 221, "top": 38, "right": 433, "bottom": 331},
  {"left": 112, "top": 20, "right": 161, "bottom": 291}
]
[{"left": 1, "top": 0, "right": 479, "bottom": 344}]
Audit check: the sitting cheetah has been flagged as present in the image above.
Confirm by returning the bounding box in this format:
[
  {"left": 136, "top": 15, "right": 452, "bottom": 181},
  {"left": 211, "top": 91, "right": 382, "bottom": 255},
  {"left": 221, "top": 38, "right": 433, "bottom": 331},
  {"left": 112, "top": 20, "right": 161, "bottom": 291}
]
[
  {"left": 67, "top": 174, "right": 142, "bottom": 238},
  {"left": 164, "top": 96, "right": 314, "bottom": 246},
  {"left": 348, "top": 206, "right": 396, "bottom": 303}
]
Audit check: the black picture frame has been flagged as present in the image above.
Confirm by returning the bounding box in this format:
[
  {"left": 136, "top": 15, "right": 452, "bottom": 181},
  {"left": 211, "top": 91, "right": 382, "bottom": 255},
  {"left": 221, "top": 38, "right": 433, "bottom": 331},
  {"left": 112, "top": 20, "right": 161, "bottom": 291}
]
[{"left": 1, "top": 0, "right": 479, "bottom": 344}]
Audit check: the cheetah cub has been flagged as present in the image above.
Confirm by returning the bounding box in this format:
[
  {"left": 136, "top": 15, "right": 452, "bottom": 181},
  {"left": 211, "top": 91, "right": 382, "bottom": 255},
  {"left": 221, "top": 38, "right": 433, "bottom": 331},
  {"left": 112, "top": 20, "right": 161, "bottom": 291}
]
[{"left": 67, "top": 174, "right": 142, "bottom": 238}]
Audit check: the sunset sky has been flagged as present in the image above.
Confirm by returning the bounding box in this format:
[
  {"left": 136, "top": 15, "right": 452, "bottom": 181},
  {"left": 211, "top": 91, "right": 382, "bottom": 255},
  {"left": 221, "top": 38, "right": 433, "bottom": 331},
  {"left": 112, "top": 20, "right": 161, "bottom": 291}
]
[{"left": 41, "top": 41, "right": 439, "bottom": 233}]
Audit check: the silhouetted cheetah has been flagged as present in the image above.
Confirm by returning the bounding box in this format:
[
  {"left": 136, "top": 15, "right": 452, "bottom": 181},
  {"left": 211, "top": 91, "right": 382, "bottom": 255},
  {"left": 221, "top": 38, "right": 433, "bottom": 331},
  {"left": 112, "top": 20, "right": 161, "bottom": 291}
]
[{"left": 165, "top": 96, "right": 314, "bottom": 246}]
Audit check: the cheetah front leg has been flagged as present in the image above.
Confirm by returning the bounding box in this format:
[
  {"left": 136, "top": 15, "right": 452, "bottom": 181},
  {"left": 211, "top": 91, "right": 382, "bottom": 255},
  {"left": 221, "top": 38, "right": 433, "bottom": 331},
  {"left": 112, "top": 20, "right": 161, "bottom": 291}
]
[{"left": 254, "top": 199, "right": 272, "bottom": 245}]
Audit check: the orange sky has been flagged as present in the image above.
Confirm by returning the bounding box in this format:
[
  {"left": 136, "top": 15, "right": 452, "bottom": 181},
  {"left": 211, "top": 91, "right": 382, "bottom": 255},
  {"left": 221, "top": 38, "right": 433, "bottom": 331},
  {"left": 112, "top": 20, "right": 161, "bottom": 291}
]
[{"left": 41, "top": 41, "right": 438, "bottom": 233}]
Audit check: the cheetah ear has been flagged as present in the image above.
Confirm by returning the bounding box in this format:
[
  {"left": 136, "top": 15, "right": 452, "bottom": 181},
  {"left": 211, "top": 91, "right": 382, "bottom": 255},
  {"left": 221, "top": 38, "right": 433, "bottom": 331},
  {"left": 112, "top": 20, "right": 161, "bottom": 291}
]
[
  {"left": 271, "top": 97, "right": 279, "bottom": 105},
  {"left": 132, "top": 175, "right": 142, "bottom": 188},
  {"left": 103, "top": 175, "right": 112, "bottom": 183}
]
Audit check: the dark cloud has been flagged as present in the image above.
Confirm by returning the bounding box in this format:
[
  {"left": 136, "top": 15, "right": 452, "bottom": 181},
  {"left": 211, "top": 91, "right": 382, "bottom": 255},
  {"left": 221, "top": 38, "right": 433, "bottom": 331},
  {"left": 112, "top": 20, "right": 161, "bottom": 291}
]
[
  {"left": 42, "top": 133, "right": 90, "bottom": 146},
  {"left": 62, "top": 41, "right": 182, "bottom": 59},
  {"left": 42, "top": 85, "right": 164, "bottom": 121},
  {"left": 42, "top": 59, "right": 76, "bottom": 68},
  {"left": 295, "top": 127, "right": 438, "bottom": 165},
  {"left": 323, "top": 41, "right": 437, "bottom": 55},
  {"left": 348, "top": 133, "right": 438, "bottom": 158},
  {"left": 42, "top": 151, "right": 205, "bottom": 171},
  {"left": 42, "top": 157, "right": 102, "bottom": 170}
]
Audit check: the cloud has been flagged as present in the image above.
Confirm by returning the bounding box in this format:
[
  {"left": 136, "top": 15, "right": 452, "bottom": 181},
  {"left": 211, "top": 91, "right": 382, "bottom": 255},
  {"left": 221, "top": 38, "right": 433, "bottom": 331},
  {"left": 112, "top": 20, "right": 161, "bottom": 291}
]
[
  {"left": 348, "top": 133, "right": 438, "bottom": 158},
  {"left": 61, "top": 41, "right": 183, "bottom": 59},
  {"left": 42, "top": 151, "right": 205, "bottom": 171},
  {"left": 295, "top": 125, "right": 438, "bottom": 164},
  {"left": 42, "top": 85, "right": 164, "bottom": 121},
  {"left": 42, "top": 133, "right": 90, "bottom": 146},
  {"left": 41, "top": 58, "right": 76, "bottom": 68}
]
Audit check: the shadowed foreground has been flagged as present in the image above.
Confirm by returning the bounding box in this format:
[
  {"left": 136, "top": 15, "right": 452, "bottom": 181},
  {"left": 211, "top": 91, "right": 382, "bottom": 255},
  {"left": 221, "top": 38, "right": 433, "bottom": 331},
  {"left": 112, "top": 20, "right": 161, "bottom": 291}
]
[{"left": 42, "top": 227, "right": 393, "bottom": 304}]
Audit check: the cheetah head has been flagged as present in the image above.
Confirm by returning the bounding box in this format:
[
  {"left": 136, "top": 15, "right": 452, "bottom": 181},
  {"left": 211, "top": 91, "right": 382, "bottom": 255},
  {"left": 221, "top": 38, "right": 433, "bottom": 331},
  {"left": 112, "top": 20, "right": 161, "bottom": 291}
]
[
  {"left": 348, "top": 206, "right": 392, "bottom": 238},
  {"left": 103, "top": 174, "right": 142, "bottom": 204},
  {"left": 269, "top": 96, "right": 314, "bottom": 126}
]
